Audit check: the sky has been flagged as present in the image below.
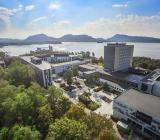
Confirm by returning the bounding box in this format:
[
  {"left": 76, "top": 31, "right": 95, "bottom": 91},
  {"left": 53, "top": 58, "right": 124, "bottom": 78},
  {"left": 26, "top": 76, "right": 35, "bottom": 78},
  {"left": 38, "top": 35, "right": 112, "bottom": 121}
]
[{"left": 0, "top": 0, "right": 160, "bottom": 39}]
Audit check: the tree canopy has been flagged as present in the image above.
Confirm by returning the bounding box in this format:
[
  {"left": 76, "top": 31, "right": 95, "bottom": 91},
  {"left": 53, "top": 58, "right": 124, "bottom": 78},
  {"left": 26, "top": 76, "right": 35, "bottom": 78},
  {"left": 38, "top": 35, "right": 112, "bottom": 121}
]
[
  {"left": 133, "top": 57, "right": 160, "bottom": 70},
  {"left": 63, "top": 69, "right": 74, "bottom": 86},
  {"left": 46, "top": 117, "right": 87, "bottom": 140}
]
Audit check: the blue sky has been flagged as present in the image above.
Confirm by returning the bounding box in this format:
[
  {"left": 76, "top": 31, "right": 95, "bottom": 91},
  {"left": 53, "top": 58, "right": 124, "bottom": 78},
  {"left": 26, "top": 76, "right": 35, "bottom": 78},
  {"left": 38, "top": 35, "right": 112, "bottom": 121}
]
[{"left": 0, "top": 0, "right": 160, "bottom": 38}]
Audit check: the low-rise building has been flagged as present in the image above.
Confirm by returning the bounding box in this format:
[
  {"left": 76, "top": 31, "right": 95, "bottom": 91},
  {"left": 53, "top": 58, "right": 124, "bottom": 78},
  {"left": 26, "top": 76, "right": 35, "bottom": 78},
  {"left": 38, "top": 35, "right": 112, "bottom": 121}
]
[
  {"left": 51, "top": 60, "right": 87, "bottom": 77},
  {"left": 113, "top": 89, "right": 160, "bottom": 139},
  {"left": 21, "top": 56, "right": 88, "bottom": 88},
  {"left": 36, "top": 53, "right": 81, "bottom": 63},
  {"left": 78, "top": 64, "right": 144, "bottom": 92},
  {"left": 138, "top": 69, "right": 160, "bottom": 97},
  {"left": 21, "top": 56, "right": 52, "bottom": 88}
]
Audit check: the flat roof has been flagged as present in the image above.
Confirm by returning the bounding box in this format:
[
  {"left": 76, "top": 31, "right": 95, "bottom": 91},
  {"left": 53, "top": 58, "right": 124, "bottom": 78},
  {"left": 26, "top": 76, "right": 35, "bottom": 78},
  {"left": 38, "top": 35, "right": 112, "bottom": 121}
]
[
  {"left": 51, "top": 60, "right": 82, "bottom": 67},
  {"left": 79, "top": 64, "right": 98, "bottom": 71},
  {"left": 141, "top": 69, "right": 160, "bottom": 83},
  {"left": 105, "top": 43, "right": 134, "bottom": 48},
  {"left": 84, "top": 70, "right": 97, "bottom": 75},
  {"left": 115, "top": 89, "right": 160, "bottom": 119},
  {"left": 113, "top": 71, "right": 144, "bottom": 83},
  {"left": 21, "top": 56, "right": 51, "bottom": 70},
  {"left": 99, "top": 78, "right": 127, "bottom": 90},
  {"left": 97, "top": 69, "right": 112, "bottom": 76}
]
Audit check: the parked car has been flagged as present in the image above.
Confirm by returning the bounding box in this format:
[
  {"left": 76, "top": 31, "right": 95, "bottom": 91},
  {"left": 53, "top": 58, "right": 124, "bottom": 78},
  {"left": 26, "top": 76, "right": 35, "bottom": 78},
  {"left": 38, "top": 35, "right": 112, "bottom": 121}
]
[
  {"left": 78, "top": 85, "right": 82, "bottom": 89},
  {"left": 72, "top": 88, "right": 78, "bottom": 92},
  {"left": 54, "top": 78, "right": 62, "bottom": 83},
  {"left": 60, "top": 83, "right": 66, "bottom": 88}
]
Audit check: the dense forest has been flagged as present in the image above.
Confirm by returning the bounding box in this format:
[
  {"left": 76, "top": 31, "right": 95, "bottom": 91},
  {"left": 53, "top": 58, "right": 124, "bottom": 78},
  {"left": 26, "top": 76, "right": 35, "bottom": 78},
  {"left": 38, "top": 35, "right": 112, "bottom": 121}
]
[
  {"left": 133, "top": 57, "right": 160, "bottom": 70},
  {"left": 0, "top": 59, "right": 118, "bottom": 140}
]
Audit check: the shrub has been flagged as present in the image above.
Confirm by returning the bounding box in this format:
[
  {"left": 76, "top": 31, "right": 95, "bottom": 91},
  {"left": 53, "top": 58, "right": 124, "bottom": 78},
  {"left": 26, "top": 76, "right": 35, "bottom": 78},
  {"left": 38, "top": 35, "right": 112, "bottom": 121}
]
[
  {"left": 94, "top": 87, "right": 102, "bottom": 92},
  {"left": 79, "top": 95, "right": 91, "bottom": 105},
  {"left": 88, "top": 101, "right": 100, "bottom": 111}
]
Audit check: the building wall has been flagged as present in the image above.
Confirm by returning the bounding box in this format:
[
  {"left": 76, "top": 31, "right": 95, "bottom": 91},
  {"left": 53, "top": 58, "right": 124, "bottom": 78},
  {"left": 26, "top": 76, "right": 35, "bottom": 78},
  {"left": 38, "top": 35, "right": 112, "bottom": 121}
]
[
  {"left": 21, "top": 58, "right": 52, "bottom": 88},
  {"left": 152, "top": 82, "right": 160, "bottom": 97},
  {"left": 116, "top": 46, "right": 133, "bottom": 71},
  {"left": 104, "top": 46, "right": 115, "bottom": 71},
  {"left": 114, "top": 48, "right": 120, "bottom": 71},
  {"left": 104, "top": 44, "right": 134, "bottom": 72},
  {"left": 113, "top": 100, "right": 160, "bottom": 138}
]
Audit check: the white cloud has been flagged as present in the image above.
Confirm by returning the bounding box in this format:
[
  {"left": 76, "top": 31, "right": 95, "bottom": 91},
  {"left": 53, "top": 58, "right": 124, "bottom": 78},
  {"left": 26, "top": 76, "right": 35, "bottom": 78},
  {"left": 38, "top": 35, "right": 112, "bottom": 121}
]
[
  {"left": 0, "top": 5, "right": 23, "bottom": 16},
  {"left": 54, "top": 20, "right": 71, "bottom": 25},
  {"left": 0, "top": 13, "right": 160, "bottom": 39},
  {"left": 25, "top": 5, "right": 35, "bottom": 11},
  {"left": 18, "top": 4, "right": 23, "bottom": 8},
  {"left": 0, "top": 4, "right": 35, "bottom": 17},
  {"left": 29, "top": 16, "right": 47, "bottom": 25},
  {"left": 112, "top": 3, "right": 128, "bottom": 8},
  {"left": 49, "top": 3, "right": 61, "bottom": 10},
  {"left": 0, "top": 5, "right": 23, "bottom": 33},
  {"left": 72, "top": 14, "right": 160, "bottom": 38}
]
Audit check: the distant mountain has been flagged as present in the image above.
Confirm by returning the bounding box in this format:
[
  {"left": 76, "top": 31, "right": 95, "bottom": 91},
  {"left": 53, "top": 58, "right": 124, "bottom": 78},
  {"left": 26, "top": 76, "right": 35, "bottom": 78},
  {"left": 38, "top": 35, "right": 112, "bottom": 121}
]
[
  {"left": 0, "top": 34, "right": 61, "bottom": 47},
  {"left": 24, "top": 34, "right": 59, "bottom": 43},
  {"left": 0, "top": 38, "right": 21, "bottom": 43},
  {"left": 107, "top": 34, "right": 160, "bottom": 43},
  {"left": 1, "top": 33, "right": 160, "bottom": 47},
  {"left": 58, "top": 34, "right": 97, "bottom": 42}
]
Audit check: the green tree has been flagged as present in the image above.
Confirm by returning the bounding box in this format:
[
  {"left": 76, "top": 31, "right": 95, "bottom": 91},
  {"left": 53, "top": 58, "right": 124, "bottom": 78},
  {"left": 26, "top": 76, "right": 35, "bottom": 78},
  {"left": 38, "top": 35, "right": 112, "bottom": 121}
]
[
  {"left": 92, "top": 52, "right": 95, "bottom": 57},
  {"left": 0, "top": 67, "right": 6, "bottom": 80},
  {"left": 85, "top": 113, "right": 113, "bottom": 138},
  {"left": 8, "top": 125, "right": 41, "bottom": 140},
  {"left": 48, "top": 85, "right": 63, "bottom": 105},
  {"left": 65, "top": 105, "right": 87, "bottom": 121},
  {"left": 54, "top": 96, "right": 71, "bottom": 118},
  {"left": 1, "top": 97, "right": 17, "bottom": 126},
  {"left": 72, "top": 67, "right": 79, "bottom": 77},
  {"left": 99, "top": 129, "right": 119, "bottom": 140},
  {"left": 81, "top": 51, "right": 86, "bottom": 58},
  {"left": 63, "top": 69, "right": 73, "bottom": 87},
  {"left": 99, "top": 57, "right": 104, "bottom": 63},
  {"left": 0, "top": 80, "right": 17, "bottom": 104},
  {"left": 46, "top": 117, "right": 87, "bottom": 140},
  {"left": 1, "top": 92, "right": 35, "bottom": 126},
  {"left": 0, "top": 51, "right": 5, "bottom": 59},
  {"left": 86, "top": 51, "right": 90, "bottom": 58},
  {"left": 0, "top": 127, "right": 9, "bottom": 140},
  {"left": 6, "top": 60, "right": 34, "bottom": 87},
  {"left": 37, "top": 104, "right": 53, "bottom": 136},
  {"left": 102, "top": 83, "right": 111, "bottom": 92},
  {"left": 26, "top": 83, "right": 47, "bottom": 121}
]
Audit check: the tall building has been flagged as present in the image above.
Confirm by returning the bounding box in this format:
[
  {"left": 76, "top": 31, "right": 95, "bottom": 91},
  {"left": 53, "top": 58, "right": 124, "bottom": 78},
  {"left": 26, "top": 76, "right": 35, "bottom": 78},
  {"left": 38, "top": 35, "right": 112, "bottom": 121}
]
[{"left": 104, "top": 43, "right": 134, "bottom": 71}]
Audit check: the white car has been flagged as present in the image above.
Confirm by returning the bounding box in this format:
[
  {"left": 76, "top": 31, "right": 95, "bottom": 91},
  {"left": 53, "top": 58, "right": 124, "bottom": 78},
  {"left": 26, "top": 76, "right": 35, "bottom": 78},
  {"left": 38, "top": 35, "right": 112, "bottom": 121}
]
[
  {"left": 55, "top": 78, "right": 62, "bottom": 83},
  {"left": 72, "top": 88, "right": 78, "bottom": 92}
]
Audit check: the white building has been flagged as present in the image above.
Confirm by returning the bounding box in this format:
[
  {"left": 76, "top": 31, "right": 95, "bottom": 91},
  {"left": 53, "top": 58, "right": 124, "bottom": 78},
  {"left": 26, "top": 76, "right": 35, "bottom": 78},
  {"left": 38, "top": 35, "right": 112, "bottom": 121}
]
[
  {"left": 21, "top": 56, "right": 52, "bottom": 88},
  {"left": 51, "top": 60, "right": 87, "bottom": 78},
  {"left": 138, "top": 69, "right": 160, "bottom": 97},
  {"left": 21, "top": 56, "right": 88, "bottom": 88},
  {"left": 104, "top": 43, "right": 134, "bottom": 72},
  {"left": 113, "top": 89, "right": 160, "bottom": 139}
]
